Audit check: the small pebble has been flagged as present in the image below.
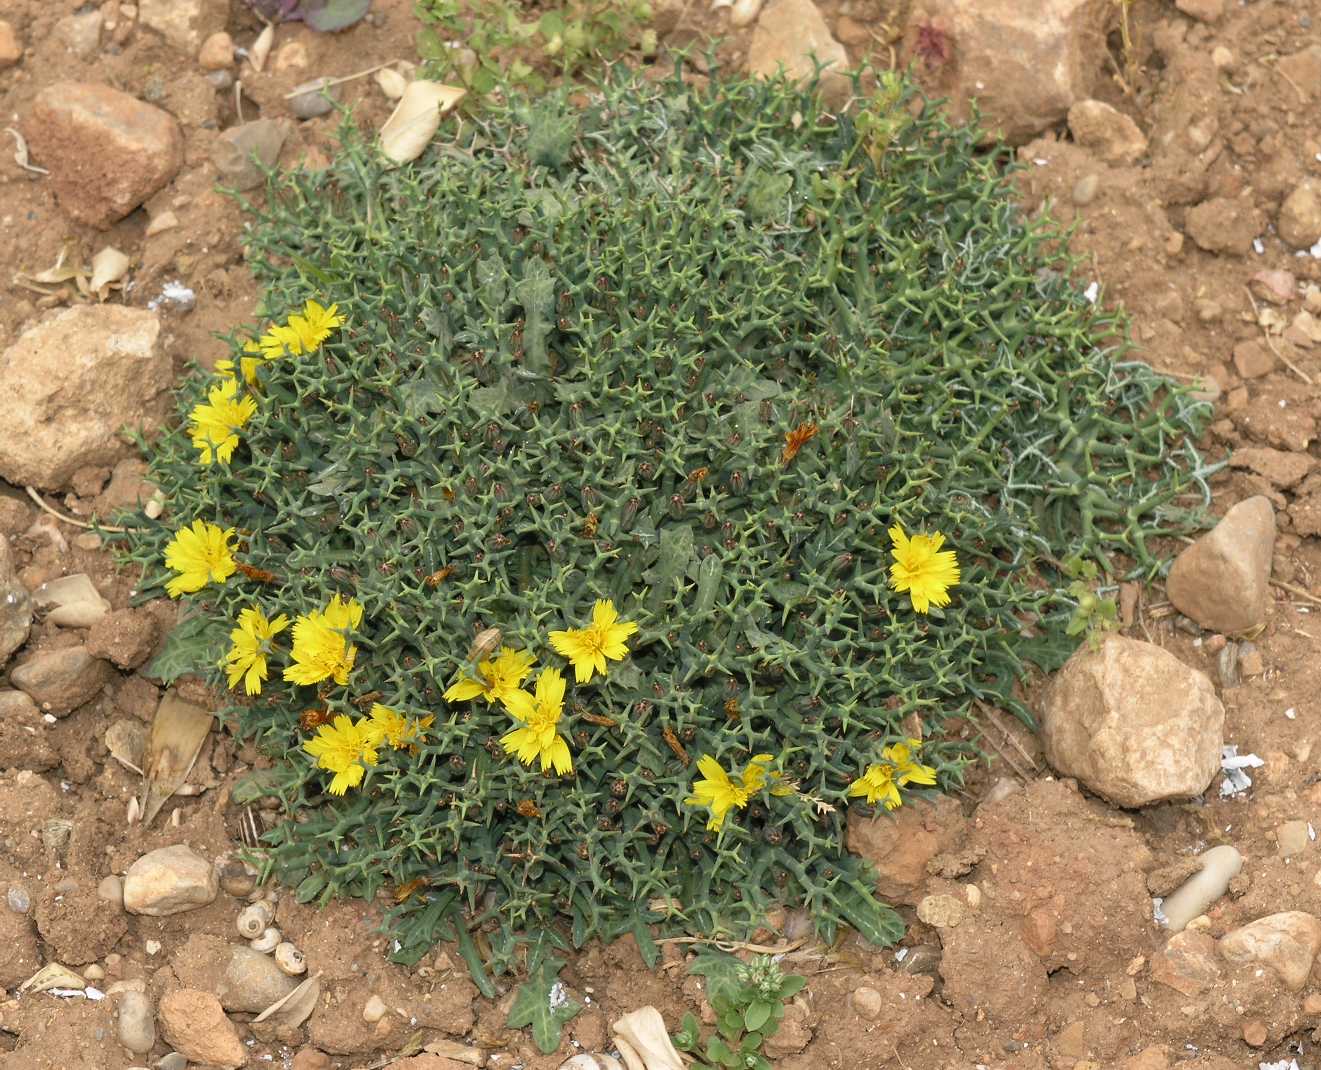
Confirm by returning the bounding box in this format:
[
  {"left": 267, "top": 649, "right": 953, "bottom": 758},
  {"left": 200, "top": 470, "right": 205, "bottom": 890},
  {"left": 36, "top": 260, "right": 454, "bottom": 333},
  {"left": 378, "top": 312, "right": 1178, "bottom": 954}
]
[
  {"left": 6, "top": 886, "right": 30, "bottom": 914},
  {"left": 1278, "top": 819, "right": 1310, "bottom": 857},
  {"left": 83, "top": 963, "right": 105, "bottom": 981},
  {"left": 156, "top": 1054, "right": 188, "bottom": 1070},
  {"left": 205, "top": 68, "right": 234, "bottom": 90},
  {"left": 1071, "top": 174, "right": 1100, "bottom": 206},
  {"left": 292, "top": 1048, "right": 332, "bottom": 1070},
  {"left": 289, "top": 77, "right": 340, "bottom": 120},
  {"left": 1211, "top": 45, "right": 1233, "bottom": 68},
  {"left": 198, "top": 30, "right": 234, "bottom": 70},
  {"left": 144, "top": 939, "right": 161, "bottom": 956},
  {"left": 117, "top": 990, "right": 155, "bottom": 1055},
  {"left": 1242, "top": 1018, "right": 1267, "bottom": 1047},
  {"left": 362, "top": 993, "right": 387, "bottom": 1023},
  {"left": 850, "top": 985, "right": 882, "bottom": 1021},
  {"left": 98, "top": 874, "right": 124, "bottom": 910}
]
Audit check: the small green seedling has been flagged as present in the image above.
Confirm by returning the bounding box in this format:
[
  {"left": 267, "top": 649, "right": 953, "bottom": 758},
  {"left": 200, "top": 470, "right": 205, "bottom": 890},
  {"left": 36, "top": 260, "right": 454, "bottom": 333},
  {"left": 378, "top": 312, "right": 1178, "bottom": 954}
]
[{"left": 673, "top": 953, "right": 807, "bottom": 1070}]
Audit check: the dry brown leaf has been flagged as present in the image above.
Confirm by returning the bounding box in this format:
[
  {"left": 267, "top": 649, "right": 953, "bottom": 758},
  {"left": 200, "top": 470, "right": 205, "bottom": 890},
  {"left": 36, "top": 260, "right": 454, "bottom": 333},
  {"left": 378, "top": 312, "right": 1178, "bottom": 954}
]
[
  {"left": 141, "top": 691, "right": 213, "bottom": 826},
  {"left": 20, "top": 964, "right": 85, "bottom": 994},
  {"left": 249, "top": 23, "right": 275, "bottom": 72},
  {"left": 252, "top": 971, "right": 320, "bottom": 1026},
  {"left": 105, "top": 719, "right": 147, "bottom": 774},
  {"left": 611, "top": 1008, "right": 685, "bottom": 1070},
  {"left": 379, "top": 80, "right": 466, "bottom": 165},
  {"left": 374, "top": 67, "right": 408, "bottom": 100}
]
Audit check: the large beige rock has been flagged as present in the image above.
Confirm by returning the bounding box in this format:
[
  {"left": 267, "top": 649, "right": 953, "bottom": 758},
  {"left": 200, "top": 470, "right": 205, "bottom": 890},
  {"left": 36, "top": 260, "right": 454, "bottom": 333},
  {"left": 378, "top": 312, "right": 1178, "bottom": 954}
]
[
  {"left": 123, "top": 844, "right": 218, "bottom": 916},
  {"left": 746, "top": 0, "right": 849, "bottom": 104},
  {"left": 23, "top": 82, "right": 183, "bottom": 228},
  {"left": 1039, "top": 636, "right": 1223, "bottom": 808},
  {"left": 158, "top": 989, "right": 246, "bottom": 1069},
  {"left": 138, "top": 0, "right": 230, "bottom": 52},
  {"left": 1219, "top": 912, "right": 1321, "bottom": 991},
  {"left": 903, "top": 0, "right": 1115, "bottom": 144},
  {"left": 1166, "top": 496, "right": 1275, "bottom": 634},
  {"left": 845, "top": 795, "right": 966, "bottom": 905},
  {"left": 0, "top": 305, "right": 168, "bottom": 490}
]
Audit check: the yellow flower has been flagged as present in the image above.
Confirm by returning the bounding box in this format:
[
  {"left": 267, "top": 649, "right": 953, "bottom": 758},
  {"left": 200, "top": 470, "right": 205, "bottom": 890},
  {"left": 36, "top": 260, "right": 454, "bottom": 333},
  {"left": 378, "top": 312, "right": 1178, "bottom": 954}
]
[
  {"left": 367, "top": 703, "right": 434, "bottom": 749},
  {"left": 258, "top": 322, "right": 304, "bottom": 360},
  {"left": 444, "top": 646, "right": 535, "bottom": 705},
  {"left": 215, "top": 341, "right": 265, "bottom": 387},
  {"left": 500, "top": 667, "right": 573, "bottom": 775},
  {"left": 888, "top": 523, "right": 960, "bottom": 613},
  {"left": 163, "top": 519, "right": 237, "bottom": 598},
  {"left": 189, "top": 377, "right": 258, "bottom": 465},
  {"left": 549, "top": 599, "right": 638, "bottom": 683},
  {"left": 884, "top": 738, "right": 938, "bottom": 788},
  {"left": 223, "top": 606, "right": 290, "bottom": 696},
  {"left": 284, "top": 299, "right": 345, "bottom": 352},
  {"left": 303, "top": 715, "right": 379, "bottom": 795},
  {"left": 283, "top": 594, "right": 364, "bottom": 687},
  {"left": 685, "top": 754, "right": 776, "bottom": 831},
  {"left": 848, "top": 763, "right": 902, "bottom": 810}
]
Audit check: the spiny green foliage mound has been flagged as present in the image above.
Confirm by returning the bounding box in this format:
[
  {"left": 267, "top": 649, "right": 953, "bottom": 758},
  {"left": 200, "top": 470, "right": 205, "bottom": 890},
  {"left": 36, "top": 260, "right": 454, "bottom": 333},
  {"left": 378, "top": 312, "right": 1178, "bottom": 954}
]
[{"left": 125, "top": 65, "right": 1211, "bottom": 972}]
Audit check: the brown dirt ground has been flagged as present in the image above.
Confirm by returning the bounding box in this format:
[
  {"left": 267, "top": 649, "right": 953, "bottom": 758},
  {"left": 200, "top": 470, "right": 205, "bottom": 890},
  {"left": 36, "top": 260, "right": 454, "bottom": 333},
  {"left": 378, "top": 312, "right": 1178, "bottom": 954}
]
[{"left": 3, "top": 0, "right": 1321, "bottom": 1068}]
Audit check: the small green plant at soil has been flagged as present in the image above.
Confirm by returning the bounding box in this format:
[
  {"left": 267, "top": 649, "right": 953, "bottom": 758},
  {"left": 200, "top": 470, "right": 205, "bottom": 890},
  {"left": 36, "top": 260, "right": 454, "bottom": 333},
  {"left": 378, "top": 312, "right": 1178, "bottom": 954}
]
[
  {"left": 1062, "top": 555, "right": 1120, "bottom": 650},
  {"left": 673, "top": 951, "right": 807, "bottom": 1070},
  {"left": 120, "top": 61, "right": 1212, "bottom": 1013},
  {"left": 415, "top": 0, "right": 655, "bottom": 96}
]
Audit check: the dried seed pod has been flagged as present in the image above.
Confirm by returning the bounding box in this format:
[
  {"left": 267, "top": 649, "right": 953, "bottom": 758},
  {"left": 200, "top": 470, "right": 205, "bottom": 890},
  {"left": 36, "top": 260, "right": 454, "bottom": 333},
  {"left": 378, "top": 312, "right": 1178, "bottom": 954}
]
[
  {"left": 250, "top": 926, "right": 281, "bottom": 953},
  {"left": 273, "top": 942, "right": 306, "bottom": 975},
  {"left": 237, "top": 901, "right": 274, "bottom": 939}
]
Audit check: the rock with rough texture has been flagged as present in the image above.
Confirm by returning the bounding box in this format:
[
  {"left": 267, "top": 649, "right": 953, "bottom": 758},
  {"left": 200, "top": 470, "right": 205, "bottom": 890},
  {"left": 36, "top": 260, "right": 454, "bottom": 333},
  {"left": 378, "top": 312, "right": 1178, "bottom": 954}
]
[
  {"left": 0, "top": 537, "right": 32, "bottom": 667},
  {"left": 53, "top": 11, "right": 103, "bottom": 58},
  {"left": 0, "top": 20, "right": 22, "bottom": 68},
  {"left": 1166, "top": 496, "right": 1274, "bottom": 634},
  {"left": 34, "top": 882, "right": 129, "bottom": 964},
  {"left": 158, "top": 989, "right": 247, "bottom": 1069},
  {"left": 845, "top": 795, "right": 967, "bottom": 905},
  {"left": 1219, "top": 912, "right": 1321, "bottom": 991},
  {"left": 293, "top": 1051, "right": 333, "bottom": 1070},
  {"left": 10, "top": 646, "right": 112, "bottom": 716},
  {"left": 940, "top": 922, "right": 1047, "bottom": 1021},
  {"left": 1151, "top": 929, "right": 1222, "bottom": 995},
  {"left": 0, "top": 904, "right": 41, "bottom": 989},
  {"left": 139, "top": 0, "right": 230, "bottom": 52},
  {"left": 746, "top": 0, "right": 849, "bottom": 105},
  {"left": 198, "top": 31, "right": 234, "bottom": 69},
  {"left": 904, "top": 0, "right": 1114, "bottom": 144},
  {"left": 212, "top": 119, "right": 291, "bottom": 192},
  {"left": 123, "top": 845, "right": 218, "bottom": 916},
  {"left": 1229, "top": 448, "right": 1314, "bottom": 489},
  {"left": 1279, "top": 179, "right": 1321, "bottom": 251},
  {"left": 86, "top": 608, "right": 159, "bottom": 670},
  {"left": 0, "top": 305, "right": 168, "bottom": 490},
  {"left": 217, "top": 945, "right": 301, "bottom": 1013},
  {"left": 1175, "top": 0, "right": 1223, "bottom": 21},
  {"left": 1039, "top": 635, "right": 1223, "bottom": 808},
  {"left": 0, "top": 690, "right": 59, "bottom": 772},
  {"left": 33, "top": 573, "right": 111, "bottom": 628},
  {"left": 22, "top": 83, "right": 183, "bottom": 228},
  {"left": 1068, "top": 100, "right": 1147, "bottom": 163},
  {"left": 116, "top": 990, "right": 155, "bottom": 1054},
  {"left": 1232, "top": 339, "right": 1276, "bottom": 379},
  {"left": 1185, "top": 195, "right": 1267, "bottom": 256}
]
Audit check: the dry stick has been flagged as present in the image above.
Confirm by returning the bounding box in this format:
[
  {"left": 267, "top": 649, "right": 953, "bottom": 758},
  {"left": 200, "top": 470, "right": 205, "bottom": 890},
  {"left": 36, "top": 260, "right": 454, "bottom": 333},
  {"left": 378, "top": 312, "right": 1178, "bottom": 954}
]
[
  {"left": 1242, "top": 285, "right": 1314, "bottom": 384},
  {"left": 655, "top": 935, "right": 805, "bottom": 955},
  {"left": 977, "top": 724, "right": 1031, "bottom": 781},
  {"left": 1273, "top": 578, "right": 1321, "bottom": 609},
  {"left": 1267, "top": 60, "right": 1308, "bottom": 104},
  {"left": 282, "top": 61, "right": 399, "bottom": 99},
  {"left": 25, "top": 485, "right": 125, "bottom": 533},
  {"left": 974, "top": 699, "right": 1039, "bottom": 775}
]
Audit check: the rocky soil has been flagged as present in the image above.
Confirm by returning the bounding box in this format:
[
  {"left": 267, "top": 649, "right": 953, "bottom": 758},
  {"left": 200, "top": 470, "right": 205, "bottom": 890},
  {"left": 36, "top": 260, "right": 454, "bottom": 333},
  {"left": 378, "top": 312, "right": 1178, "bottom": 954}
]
[{"left": 4, "top": 0, "right": 1321, "bottom": 1068}]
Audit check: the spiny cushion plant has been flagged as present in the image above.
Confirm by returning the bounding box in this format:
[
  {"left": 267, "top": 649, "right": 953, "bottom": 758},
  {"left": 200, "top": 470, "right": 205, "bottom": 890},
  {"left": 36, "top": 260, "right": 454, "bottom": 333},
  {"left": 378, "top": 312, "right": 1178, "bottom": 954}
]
[{"left": 122, "top": 63, "right": 1212, "bottom": 972}]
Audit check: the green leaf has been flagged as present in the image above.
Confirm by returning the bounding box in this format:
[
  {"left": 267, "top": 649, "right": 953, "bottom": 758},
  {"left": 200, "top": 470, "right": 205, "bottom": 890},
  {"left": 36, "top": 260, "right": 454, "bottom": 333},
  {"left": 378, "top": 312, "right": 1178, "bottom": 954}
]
[
  {"left": 832, "top": 882, "right": 905, "bottom": 946},
  {"left": 295, "top": 873, "right": 327, "bottom": 902},
  {"left": 743, "top": 1000, "right": 773, "bottom": 1033},
  {"left": 300, "top": 0, "right": 372, "bottom": 32},
  {"left": 717, "top": 1011, "right": 743, "bottom": 1039},
  {"left": 777, "top": 974, "right": 807, "bottom": 999},
  {"left": 707, "top": 1038, "right": 736, "bottom": 1066},
  {"left": 689, "top": 949, "right": 745, "bottom": 1006},
  {"left": 674, "top": 1011, "right": 701, "bottom": 1052},
  {"left": 538, "top": 11, "right": 565, "bottom": 38},
  {"left": 506, "top": 954, "right": 581, "bottom": 1054},
  {"left": 145, "top": 607, "right": 229, "bottom": 685}
]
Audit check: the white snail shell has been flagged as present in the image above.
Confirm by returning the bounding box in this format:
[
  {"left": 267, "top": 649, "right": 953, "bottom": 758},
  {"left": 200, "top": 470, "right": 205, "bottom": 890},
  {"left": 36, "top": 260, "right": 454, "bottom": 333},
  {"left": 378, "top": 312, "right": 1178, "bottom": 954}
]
[
  {"left": 249, "top": 926, "right": 281, "bottom": 953},
  {"left": 274, "top": 941, "right": 307, "bottom": 975},
  {"left": 236, "top": 901, "right": 274, "bottom": 938}
]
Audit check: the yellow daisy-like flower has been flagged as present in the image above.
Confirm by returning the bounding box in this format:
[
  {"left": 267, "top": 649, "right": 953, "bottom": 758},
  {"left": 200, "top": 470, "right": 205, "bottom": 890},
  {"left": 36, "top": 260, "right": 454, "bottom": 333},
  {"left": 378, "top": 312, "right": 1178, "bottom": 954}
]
[
  {"left": 444, "top": 646, "right": 535, "bottom": 705},
  {"left": 848, "top": 762, "right": 903, "bottom": 810},
  {"left": 549, "top": 599, "right": 639, "bottom": 684},
  {"left": 367, "top": 703, "right": 434, "bottom": 749},
  {"left": 223, "top": 606, "right": 290, "bottom": 696},
  {"left": 303, "top": 714, "right": 379, "bottom": 795},
  {"left": 500, "top": 666, "right": 573, "bottom": 775},
  {"left": 888, "top": 523, "right": 960, "bottom": 614},
  {"left": 884, "top": 738, "right": 938, "bottom": 788},
  {"left": 163, "top": 519, "right": 237, "bottom": 598},
  {"left": 684, "top": 753, "right": 776, "bottom": 832},
  {"left": 258, "top": 322, "right": 305, "bottom": 360},
  {"left": 189, "top": 377, "right": 258, "bottom": 466},
  {"left": 215, "top": 341, "right": 265, "bottom": 387},
  {"left": 284, "top": 299, "right": 345, "bottom": 352},
  {"left": 283, "top": 594, "right": 364, "bottom": 687}
]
